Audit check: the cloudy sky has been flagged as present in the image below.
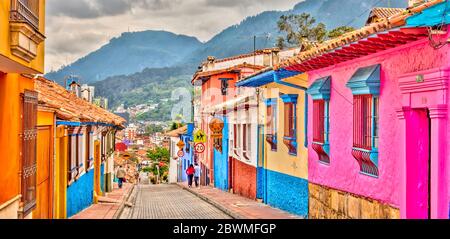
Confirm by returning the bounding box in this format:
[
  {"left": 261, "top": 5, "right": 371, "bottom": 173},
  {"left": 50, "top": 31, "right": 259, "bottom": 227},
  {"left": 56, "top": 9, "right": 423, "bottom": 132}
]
[{"left": 45, "top": 0, "right": 301, "bottom": 73}]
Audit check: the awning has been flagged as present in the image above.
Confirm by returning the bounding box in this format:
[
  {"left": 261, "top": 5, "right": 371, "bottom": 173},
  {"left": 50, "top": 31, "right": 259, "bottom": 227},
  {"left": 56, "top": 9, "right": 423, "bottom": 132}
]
[
  {"left": 307, "top": 76, "right": 331, "bottom": 100},
  {"left": 407, "top": 1, "right": 450, "bottom": 27},
  {"left": 346, "top": 64, "right": 381, "bottom": 96},
  {"left": 236, "top": 69, "right": 302, "bottom": 87}
]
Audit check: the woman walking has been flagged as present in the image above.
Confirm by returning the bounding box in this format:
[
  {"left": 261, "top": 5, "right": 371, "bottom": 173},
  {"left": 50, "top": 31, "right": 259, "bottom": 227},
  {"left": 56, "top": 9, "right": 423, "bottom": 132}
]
[{"left": 186, "top": 164, "right": 195, "bottom": 188}]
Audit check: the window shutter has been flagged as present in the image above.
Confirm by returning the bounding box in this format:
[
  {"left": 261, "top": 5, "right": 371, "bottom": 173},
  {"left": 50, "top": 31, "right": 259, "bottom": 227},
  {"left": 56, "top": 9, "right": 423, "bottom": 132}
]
[
  {"left": 21, "top": 90, "right": 38, "bottom": 216},
  {"left": 313, "top": 100, "right": 325, "bottom": 143}
]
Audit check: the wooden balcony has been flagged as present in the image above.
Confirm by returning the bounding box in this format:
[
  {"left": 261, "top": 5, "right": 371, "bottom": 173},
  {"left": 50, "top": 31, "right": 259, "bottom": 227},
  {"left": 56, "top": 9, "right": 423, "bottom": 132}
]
[
  {"left": 8, "top": 0, "right": 45, "bottom": 63},
  {"left": 10, "top": 0, "right": 40, "bottom": 31}
]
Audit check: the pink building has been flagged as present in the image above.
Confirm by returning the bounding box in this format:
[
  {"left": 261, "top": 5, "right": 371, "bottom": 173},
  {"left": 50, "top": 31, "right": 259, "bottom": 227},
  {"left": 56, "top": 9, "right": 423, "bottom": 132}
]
[{"left": 282, "top": 1, "right": 449, "bottom": 219}]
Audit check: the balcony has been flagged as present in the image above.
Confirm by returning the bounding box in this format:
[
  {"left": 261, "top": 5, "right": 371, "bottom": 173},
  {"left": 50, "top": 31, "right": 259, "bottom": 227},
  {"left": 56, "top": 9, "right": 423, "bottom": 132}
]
[
  {"left": 10, "top": 0, "right": 39, "bottom": 31},
  {"left": 9, "top": 0, "right": 45, "bottom": 63}
]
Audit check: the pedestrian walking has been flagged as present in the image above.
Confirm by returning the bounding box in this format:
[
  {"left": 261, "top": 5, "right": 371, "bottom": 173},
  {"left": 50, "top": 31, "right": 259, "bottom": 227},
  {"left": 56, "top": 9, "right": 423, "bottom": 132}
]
[
  {"left": 135, "top": 171, "right": 140, "bottom": 185},
  {"left": 116, "top": 165, "right": 127, "bottom": 189},
  {"left": 194, "top": 163, "right": 201, "bottom": 188},
  {"left": 186, "top": 164, "right": 195, "bottom": 188}
]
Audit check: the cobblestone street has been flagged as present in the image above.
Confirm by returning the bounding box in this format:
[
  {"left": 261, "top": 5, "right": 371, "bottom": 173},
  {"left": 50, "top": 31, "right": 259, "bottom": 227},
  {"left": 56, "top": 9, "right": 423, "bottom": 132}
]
[{"left": 120, "top": 184, "right": 232, "bottom": 219}]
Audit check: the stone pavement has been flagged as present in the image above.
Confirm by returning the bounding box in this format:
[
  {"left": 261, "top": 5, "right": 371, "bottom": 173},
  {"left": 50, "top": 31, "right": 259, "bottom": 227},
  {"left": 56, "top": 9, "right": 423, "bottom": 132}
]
[
  {"left": 121, "top": 184, "right": 231, "bottom": 219},
  {"left": 71, "top": 183, "right": 134, "bottom": 219},
  {"left": 178, "top": 183, "right": 301, "bottom": 219}
]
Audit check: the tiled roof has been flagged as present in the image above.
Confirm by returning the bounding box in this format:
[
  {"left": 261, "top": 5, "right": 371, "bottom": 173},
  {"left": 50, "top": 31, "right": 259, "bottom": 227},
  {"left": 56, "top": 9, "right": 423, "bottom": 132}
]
[
  {"left": 277, "top": 0, "right": 444, "bottom": 70},
  {"left": 35, "top": 77, "right": 126, "bottom": 127},
  {"left": 366, "top": 7, "right": 406, "bottom": 24},
  {"left": 212, "top": 48, "right": 280, "bottom": 64},
  {"left": 192, "top": 63, "right": 265, "bottom": 83}
]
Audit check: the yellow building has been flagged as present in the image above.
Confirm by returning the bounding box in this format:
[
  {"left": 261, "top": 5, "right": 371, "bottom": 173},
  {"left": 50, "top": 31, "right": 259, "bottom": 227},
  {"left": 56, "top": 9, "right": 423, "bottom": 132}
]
[
  {"left": 236, "top": 69, "right": 309, "bottom": 218},
  {"left": 0, "top": 0, "right": 46, "bottom": 219}
]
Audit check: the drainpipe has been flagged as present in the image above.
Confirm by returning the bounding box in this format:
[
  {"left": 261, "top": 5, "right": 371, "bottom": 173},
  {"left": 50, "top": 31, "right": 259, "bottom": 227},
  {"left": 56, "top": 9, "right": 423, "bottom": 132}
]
[{"left": 272, "top": 71, "right": 308, "bottom": 147}]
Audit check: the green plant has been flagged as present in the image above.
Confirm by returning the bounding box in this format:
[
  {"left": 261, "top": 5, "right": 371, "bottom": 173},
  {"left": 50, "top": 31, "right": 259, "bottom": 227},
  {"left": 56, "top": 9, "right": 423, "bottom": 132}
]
[{"left": 142, "top": 167, "right": 152, "bottom": 173}]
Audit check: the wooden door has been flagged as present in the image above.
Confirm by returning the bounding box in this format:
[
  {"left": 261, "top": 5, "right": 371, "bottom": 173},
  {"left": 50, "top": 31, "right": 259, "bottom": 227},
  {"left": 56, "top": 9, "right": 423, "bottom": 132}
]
[
  {"left": 33, "top": 126, "right": 53, "bottom": 219},
  {"left": 94, "top": 140, "right": 102, "bottom": 197}
]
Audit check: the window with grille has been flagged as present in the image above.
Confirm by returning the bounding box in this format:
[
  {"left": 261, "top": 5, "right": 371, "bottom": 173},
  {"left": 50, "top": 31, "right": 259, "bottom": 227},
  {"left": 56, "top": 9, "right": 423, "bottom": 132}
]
[
  {"left": 243, "top": 124, "right": 251, "bottom": 161},
  {"left": 281, "top": 94, "right": 298, "bottom": 156},
  {"left": 351, "top": 94, "right": 379, "bottom": 176},
  {"left": 89, "top": 131, "right": 94, "bottom": 169},
  {"left": 21, "top": 90, "right": 38, "bottom": 216},
  {"left": 78, "top": 133, "right": 84, "bottom": 175},
  {"left": 232, "top": 124, "right": 239, "bottom": 157},
  {"left": 312, "top": 100, "right": 330, "bottom": 164},
  {"left": 284, "top": 103, "right": 295, "bottom": 138},
  {"left": 265, "top": 100, "right": 277, "bottom": 151},
  {"left": 220, "top": 78, "right": 231, "bottom": 96},
  {"left": 68, "top": 133, "right": 78, "bottom": 184},
  {"left": 10, "top": 0, "right": 40, "bottom": 30}
]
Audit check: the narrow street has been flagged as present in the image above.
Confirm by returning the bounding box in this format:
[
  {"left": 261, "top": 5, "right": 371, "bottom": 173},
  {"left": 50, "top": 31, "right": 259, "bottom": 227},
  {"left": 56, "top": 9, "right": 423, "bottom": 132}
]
[{"left": 120, "top": 184, "right": 232, "bottom": 219}]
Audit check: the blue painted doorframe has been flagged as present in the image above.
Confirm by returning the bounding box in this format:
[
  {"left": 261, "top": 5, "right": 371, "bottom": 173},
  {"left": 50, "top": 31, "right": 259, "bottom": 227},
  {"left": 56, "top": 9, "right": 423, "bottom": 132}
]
[{"left": 214, "top": 116, "right": 229, "bottom": 191}]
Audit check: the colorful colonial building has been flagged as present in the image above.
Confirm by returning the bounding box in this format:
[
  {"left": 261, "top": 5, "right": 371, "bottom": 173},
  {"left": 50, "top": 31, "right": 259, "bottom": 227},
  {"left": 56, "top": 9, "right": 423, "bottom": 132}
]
[
  {"left": 237, "top": 68, "right": 310, "bottom": 217},
  {"left": 0, "top": 0, "right": 46, "bottom": 219},
  {"left": 193, "top": 57, "right": 267, "bottom": 189},
  {"left": 278, "top": 0, "right": 449, "bottom": 219},
  {"left": 35, "top": 77, "right": 125, "bottom": 219}
]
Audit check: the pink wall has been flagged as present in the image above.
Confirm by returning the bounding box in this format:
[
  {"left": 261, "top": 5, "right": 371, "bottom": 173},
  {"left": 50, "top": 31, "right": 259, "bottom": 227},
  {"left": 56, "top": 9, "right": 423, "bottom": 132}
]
[{"left": 307, "top": 37, "right": 450, "bottom": 213}]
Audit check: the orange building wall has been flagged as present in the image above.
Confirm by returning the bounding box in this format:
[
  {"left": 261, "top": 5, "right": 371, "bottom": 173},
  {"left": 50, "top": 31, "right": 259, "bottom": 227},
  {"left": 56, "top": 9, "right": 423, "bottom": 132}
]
[
  {"left": 200, "top": 72, "right": 239, "bottom": 185},
  {"left": 0, "top": 73, "right": 35, "bottom": 207}
]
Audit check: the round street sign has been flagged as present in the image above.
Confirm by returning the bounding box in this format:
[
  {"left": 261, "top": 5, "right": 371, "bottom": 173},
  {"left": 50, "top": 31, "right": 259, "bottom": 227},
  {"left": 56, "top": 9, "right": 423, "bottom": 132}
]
[
  {"left": 195, "top": 143, "right": 205, "bottom": 154},
  {"left": 177, "top": 150, "right": 185, "bottom": 158}
]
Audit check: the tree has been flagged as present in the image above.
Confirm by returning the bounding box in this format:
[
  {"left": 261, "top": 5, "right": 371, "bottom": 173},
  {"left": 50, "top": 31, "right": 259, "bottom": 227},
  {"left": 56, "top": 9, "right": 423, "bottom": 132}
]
[
  {"left": 276, "top": 13, "right": 356, "bottom": 50},
  {"left": 147, "top": 147, "right": 170, "bottom": 163},
  {"left": 145, "top": 124, "right": 164, "bottom": 135},
  {"left": 327, "top": 26, "right": 355, "bottom": 39},
  {"left": 276, "top": 13, "right": 327, "bottom": 50}
]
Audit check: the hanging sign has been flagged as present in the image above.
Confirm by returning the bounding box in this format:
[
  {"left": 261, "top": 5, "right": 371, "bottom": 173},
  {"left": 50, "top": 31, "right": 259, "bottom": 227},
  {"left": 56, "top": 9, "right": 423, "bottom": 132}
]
[{"left": 194, "top": 143, "right": 206, "bottom": 154}]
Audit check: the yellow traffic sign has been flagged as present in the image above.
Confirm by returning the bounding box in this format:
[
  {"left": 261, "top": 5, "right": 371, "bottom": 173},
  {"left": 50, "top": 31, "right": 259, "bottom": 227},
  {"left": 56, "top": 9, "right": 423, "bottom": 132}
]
[{"left": 194, "top": 130, "right": 207, "bottom": 143}]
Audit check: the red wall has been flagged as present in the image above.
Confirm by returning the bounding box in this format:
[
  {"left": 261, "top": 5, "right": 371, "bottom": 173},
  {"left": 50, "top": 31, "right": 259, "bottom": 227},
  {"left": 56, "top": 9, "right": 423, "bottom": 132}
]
[{"left": 231, "top": 157, "right": 257, "bottom": 200}]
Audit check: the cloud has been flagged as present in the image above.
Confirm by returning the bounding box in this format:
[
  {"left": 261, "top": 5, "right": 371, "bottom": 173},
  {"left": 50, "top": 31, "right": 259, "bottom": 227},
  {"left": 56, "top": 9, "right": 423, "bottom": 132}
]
[{"left": 45, "top": 0, "right": 301, "bottom": 72}]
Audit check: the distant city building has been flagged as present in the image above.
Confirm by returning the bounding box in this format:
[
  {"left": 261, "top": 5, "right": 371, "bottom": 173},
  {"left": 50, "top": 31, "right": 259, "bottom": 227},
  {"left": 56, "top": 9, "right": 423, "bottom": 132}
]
[
  {"left": 124, "top": 123, "right": 138, "bottom": 142},
  {"left": 81, "top": 84, "right": 95, "bottom": 103},
  {"left": 68, "top": 80, "right": 81, "bottom": 98}
]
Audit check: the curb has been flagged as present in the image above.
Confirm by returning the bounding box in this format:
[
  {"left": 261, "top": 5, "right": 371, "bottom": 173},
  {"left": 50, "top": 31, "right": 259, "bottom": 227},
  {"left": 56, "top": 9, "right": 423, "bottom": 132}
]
[
  {"left": 113, "top": 184, "right": 136, "bottom": 219},
  {"left": 177, "top": 184, "right": 245, "bottom": 219}
]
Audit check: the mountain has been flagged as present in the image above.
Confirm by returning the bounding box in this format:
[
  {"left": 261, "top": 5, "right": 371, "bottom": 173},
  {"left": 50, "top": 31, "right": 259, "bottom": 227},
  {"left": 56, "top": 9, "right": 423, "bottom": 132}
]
[
  {"left": 45, "top": 31, "right": 202, "bottom": 84},
  {"left": 181, "top": 0, "right": 407, "bottom": 64},
  {"left": 46, "top": 0, "right": 408, "bottom": 121}
]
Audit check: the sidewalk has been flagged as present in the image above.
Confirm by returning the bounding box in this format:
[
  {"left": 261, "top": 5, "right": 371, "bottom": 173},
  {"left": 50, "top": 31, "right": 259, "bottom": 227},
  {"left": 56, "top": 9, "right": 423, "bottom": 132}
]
[
  {"left": 178, "top": 183, "right": 301, "bottom": 219},
  {"left": 71, "top": 183, "right": 134, "bottom": 219}
]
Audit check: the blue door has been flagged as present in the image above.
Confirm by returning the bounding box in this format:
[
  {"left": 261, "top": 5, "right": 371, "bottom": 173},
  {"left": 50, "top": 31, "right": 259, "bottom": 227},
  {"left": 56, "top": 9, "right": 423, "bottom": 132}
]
[
  {"left": 256, "top": 124, "right": 266, "bottom": 201},
  {"left": 214, "top": 117, "right": 229, "bottom": 191}
]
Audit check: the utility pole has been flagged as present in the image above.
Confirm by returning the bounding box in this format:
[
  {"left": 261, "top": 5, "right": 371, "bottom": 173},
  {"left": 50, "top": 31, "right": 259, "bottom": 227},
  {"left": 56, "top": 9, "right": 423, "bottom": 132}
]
[{"left": 253, "top": 35, "right": 256, "bottom": 66}]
